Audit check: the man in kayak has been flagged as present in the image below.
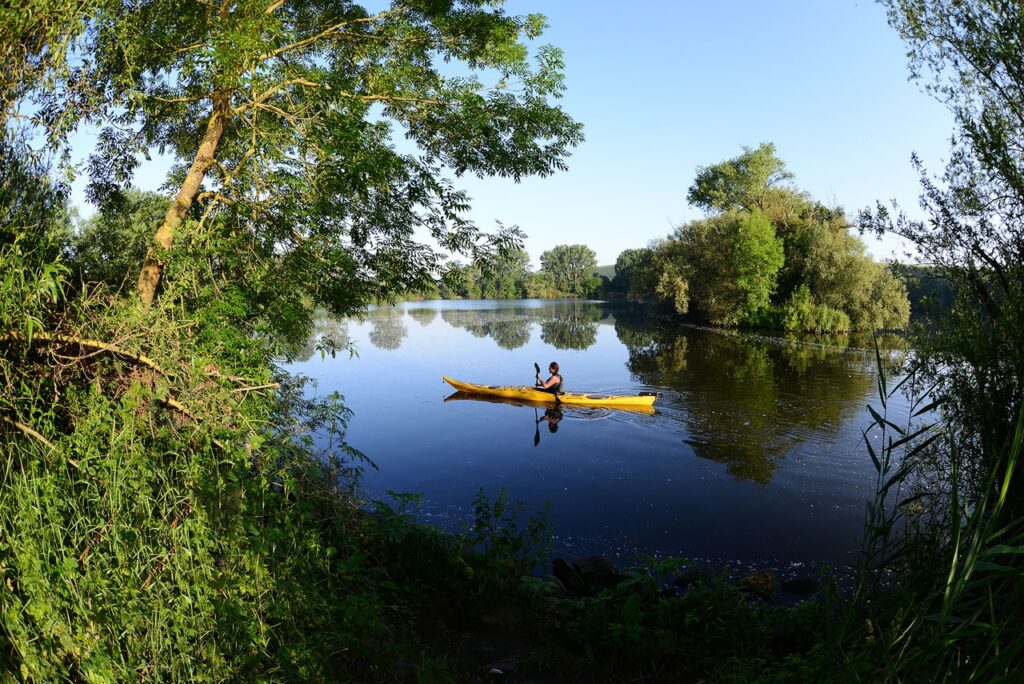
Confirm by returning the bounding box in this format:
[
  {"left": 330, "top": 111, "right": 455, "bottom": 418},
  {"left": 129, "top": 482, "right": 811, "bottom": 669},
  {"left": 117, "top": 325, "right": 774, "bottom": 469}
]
[{"left": 535, "top": 361, "right": 563, "bottom": 395}]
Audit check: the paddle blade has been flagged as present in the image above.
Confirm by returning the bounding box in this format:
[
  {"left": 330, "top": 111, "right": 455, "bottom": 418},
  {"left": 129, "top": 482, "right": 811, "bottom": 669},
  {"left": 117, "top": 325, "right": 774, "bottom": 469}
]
[
  {"left": 534, "top": 362, "right": 540, "bottom": 375},
  {"left": 534, "top": 406, "right": 540, "bottom": 446}
]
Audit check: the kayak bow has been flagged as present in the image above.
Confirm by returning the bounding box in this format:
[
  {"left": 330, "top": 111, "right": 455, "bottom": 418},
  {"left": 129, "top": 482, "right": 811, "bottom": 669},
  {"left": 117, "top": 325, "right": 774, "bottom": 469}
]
[{"left": 442, "top": 376, "right": 657, "bottom": 408}]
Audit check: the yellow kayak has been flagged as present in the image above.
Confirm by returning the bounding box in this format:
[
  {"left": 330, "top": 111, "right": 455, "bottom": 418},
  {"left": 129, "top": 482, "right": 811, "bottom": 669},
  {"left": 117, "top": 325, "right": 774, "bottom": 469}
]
[
  {"left": 442, "top": 376, "right": 658, "bottom": 408},
  {"left": 444, "top": 390, "right": 656, "bottom": 415}
]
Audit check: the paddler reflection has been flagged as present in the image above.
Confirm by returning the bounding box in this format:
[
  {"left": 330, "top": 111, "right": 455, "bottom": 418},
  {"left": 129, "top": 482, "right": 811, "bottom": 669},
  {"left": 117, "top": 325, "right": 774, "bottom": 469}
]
[
  {"left": 531, "top": 405, "right": 562, "bottom": 447},
  {"left": 537, "top": 407, "right": 563, "bottom": 433}
]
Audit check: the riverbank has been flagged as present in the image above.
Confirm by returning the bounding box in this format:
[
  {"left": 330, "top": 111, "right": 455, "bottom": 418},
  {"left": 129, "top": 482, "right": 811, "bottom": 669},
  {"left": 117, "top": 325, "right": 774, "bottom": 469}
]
[{"left": 325, "top": 492, "right": 864, "bottom": 682}]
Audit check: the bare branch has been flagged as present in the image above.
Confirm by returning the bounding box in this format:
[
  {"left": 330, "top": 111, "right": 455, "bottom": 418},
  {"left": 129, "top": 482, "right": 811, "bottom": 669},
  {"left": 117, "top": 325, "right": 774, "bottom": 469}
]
[{"left": 230, "top": 382, "right": 281, "bottom": 394}]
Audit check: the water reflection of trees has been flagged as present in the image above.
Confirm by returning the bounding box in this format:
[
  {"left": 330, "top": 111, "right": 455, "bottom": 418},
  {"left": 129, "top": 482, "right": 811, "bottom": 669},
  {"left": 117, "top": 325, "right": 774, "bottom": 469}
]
[
  {"left": 616, "top": 315, "right": 874, "bottom": 484},
  {"left": 439, "top": 301, "right": 605, "bottom": 351},
  {"left": 407, "top": 307, "right": 438, "bottom": 327},
  {"left": 285, "top": 314, "right": 351, "bottom": 362},
  {"left": 539, "top": 301, "right": 602, "bottom": 350},
  {"left": 368, "top": 307, "right": 408, "bottom": 350},
  {"left": 440, "top": 309, "right": 534, "bottom": 349}
]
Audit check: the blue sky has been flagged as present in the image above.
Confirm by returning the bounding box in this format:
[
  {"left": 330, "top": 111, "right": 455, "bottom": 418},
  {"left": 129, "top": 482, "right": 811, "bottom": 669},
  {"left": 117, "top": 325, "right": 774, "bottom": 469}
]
[
  {"left": 69, "top": 0, "right": 953, "bottom": 267},
  {"left": 453, "top": 0, "right": 954, "bottom": 267}
]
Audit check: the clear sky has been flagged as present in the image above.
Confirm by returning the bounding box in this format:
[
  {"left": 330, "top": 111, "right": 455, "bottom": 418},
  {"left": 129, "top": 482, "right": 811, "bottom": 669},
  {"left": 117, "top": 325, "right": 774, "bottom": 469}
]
[{"left": 69, "top": 0, "right": 954, "bottom": 267}]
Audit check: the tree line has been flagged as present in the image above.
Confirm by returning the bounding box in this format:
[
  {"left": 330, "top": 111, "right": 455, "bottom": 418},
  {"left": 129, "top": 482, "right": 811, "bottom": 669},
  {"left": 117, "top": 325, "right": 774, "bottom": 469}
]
[
  {"left": 429, "top": 143, "right": 917, "bottom": 338},
  {"left": 435, "top": 242, "right": 603, "bottom": 299}
]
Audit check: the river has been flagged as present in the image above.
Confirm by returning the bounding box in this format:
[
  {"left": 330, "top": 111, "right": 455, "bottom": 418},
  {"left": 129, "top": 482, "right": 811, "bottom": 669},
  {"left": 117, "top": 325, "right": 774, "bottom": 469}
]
[{"left": 289, "top": 299, "right": 910, "bottom": 574}]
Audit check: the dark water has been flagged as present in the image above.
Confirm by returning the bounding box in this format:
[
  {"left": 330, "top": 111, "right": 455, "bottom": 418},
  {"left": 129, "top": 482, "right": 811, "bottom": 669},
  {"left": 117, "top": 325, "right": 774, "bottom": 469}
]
[{"left": 290, "top": 299, "right": 908, "bottom": 571}]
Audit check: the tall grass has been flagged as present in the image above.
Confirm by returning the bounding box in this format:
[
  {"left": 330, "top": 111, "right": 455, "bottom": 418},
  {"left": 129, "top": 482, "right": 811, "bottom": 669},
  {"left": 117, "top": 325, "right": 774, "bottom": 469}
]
[{"left": 855, "top": 339, "right": 1024, "bottom": 681}]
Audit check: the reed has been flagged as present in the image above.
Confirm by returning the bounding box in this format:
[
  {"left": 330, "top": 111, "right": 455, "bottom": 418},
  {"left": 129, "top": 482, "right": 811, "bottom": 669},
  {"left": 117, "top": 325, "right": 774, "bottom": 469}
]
[{"left": 852, "top": 339, "right": 1024, "bottom": 681}]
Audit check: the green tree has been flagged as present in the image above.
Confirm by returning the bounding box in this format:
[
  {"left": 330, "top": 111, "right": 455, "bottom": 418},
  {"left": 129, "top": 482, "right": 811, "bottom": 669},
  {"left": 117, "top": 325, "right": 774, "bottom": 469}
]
[
  {"left": 656, "top": 210, "right": 783, "bottom": 325},
  {"left": 626, "top": 143, "right": 910, "bottom": 332},
  {"left": 31, "top": 0, "right": 582, "bottom": 325},
  {"left": 649, "top": 238, "right": 693, "bottom": 315},
  {"left": 478, "top": 247, "right": 530, "bottom": 299},
  {"left": 0, "top": 1, "right": 86, "bottom": 129},
  {"left": 800, "top": 220, "right": 909, "bottom": 330},
  {"left": 440, "top": 261, "right": 483, "bottom": 300},
  {"left": 523, "top": 271, "right": 561, "bottom": 298},
  {"left": 610, "top": 247, "right": 652, "bottom": 296},
  {"left": 687, "top": 142, "right": 795, "bottom": 215},
  {"left": 732, "top": 210, "right": 785, "bottom": 320},
  {"left": 73, "top": 189, "right": 171, "bottom": 288},
  {"left": 0, "top": 140, "right": 73, "bottom": 259},
  {"left": 539, "top": 243, "right": 599, "bottom": 297},
  {"left": 0, "top": 6, "right": 585, "bottom": 677}
]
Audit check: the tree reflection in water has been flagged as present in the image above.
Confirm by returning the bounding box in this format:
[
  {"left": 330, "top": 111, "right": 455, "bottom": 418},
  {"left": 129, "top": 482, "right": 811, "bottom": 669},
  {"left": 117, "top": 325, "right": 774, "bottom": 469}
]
[
  {"left": 439, "top": 300, "right": 604, "bottom": 351},
  {"left": 407, "top": 307, "right": 437, "bottom": 327},
  {"left": 615, "top": 313, "right": 875, "bottom": 484},
  {"left": 316, "top": 301, "right": 888, "bottom": 486},
  {"left": 367, "top": 307, "right": 408, "bottom": 350},
  {"left": 440, "top": 308, "right": 533, "bottom": 349},
  {"left": 538, "top": 301, "right": 602, "bottom": 350},
  {"left": 284, "top": 313, "right": 351, "bottom": 362}
]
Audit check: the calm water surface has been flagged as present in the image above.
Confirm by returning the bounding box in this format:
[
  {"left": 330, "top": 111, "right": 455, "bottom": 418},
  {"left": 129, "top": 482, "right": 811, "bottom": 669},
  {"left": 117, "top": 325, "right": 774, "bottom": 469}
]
[{"left": 290, "top": 300, "right": 907, "bottom": 571}]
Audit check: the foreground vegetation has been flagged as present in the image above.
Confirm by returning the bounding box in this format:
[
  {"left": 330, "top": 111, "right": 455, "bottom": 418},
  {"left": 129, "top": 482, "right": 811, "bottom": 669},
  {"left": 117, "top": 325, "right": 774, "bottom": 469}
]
[{"left": 2, "top": 0, "right": 1022, "bottom": 682}]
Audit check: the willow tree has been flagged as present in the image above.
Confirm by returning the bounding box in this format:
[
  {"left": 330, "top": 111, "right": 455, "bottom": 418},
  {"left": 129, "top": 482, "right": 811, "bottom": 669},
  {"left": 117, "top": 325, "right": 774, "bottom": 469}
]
[
  {"left": 36, "top": 0, "right": 581, "bottom": 332},
  {"left": 687, "top": 142, "right": 795, "bottom": 216}
]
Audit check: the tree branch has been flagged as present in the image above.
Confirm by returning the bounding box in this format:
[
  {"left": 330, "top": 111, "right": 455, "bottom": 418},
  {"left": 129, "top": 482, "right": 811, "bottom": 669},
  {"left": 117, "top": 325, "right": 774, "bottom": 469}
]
[
  {"left": 256, "top": 8, "right": 406, "bottom": 63},
  {"left": 233, "top": 78, "right": 327, "bottom": 116},
  {"left": 1, "top": 331, "right": 170, "bottom": 376},
  {"left": 1, "top": 415, "right": 54, "bottom": 450},
  {"left": 148, "top": 94, "right": 207, "bottom": 104}
]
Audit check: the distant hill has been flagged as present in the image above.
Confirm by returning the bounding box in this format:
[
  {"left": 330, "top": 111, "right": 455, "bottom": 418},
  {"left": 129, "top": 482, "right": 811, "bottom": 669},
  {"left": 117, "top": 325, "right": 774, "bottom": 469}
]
[{"left": 594, "top": 264, "right": 616, "bottom": 280}]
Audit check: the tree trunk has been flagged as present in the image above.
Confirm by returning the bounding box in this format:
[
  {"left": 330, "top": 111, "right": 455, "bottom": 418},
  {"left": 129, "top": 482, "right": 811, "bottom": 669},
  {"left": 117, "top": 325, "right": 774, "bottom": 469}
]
[{"left": 137, "top": 90, "right": 232, "bottom": 308}]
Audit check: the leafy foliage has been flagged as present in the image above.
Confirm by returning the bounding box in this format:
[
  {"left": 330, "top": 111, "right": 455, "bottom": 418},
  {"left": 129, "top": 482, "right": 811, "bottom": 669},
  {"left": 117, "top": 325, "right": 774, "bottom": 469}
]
[
  {"left": 438, "top": 246, "right": 531, "bottom": 299},
  {"left": 687, "top": 142, "right": 794, "bottom": 214},
  {"left": 840, "top": 2, "right": 1024, "bottom": 679},
  {"left": 27, "top": 0, "right": 583, "bottom": 321},
  {"left": 624, "top": 144, "right": 909, "bottom": 332},
  {"left": 539, "top": 243, "right": 600, "bottom": 297},
  {"left": 73, "top": 189, "right": 171, "bottom": 288},
  {"left": 863, "top": 0, "right": 1024, "bottom": 508},
  {"left": 1, "top": 2, "right": 585, "bottom": 678},
  {"left": 608, "top": 247, "right": 654, "bottom": 298}
]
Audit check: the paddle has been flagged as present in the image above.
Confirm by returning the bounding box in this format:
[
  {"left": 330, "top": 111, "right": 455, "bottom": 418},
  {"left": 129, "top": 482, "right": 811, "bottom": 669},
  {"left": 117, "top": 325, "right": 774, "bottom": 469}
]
[{"left": 533, "top": 406, "right": 541, "bottom": 447}]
